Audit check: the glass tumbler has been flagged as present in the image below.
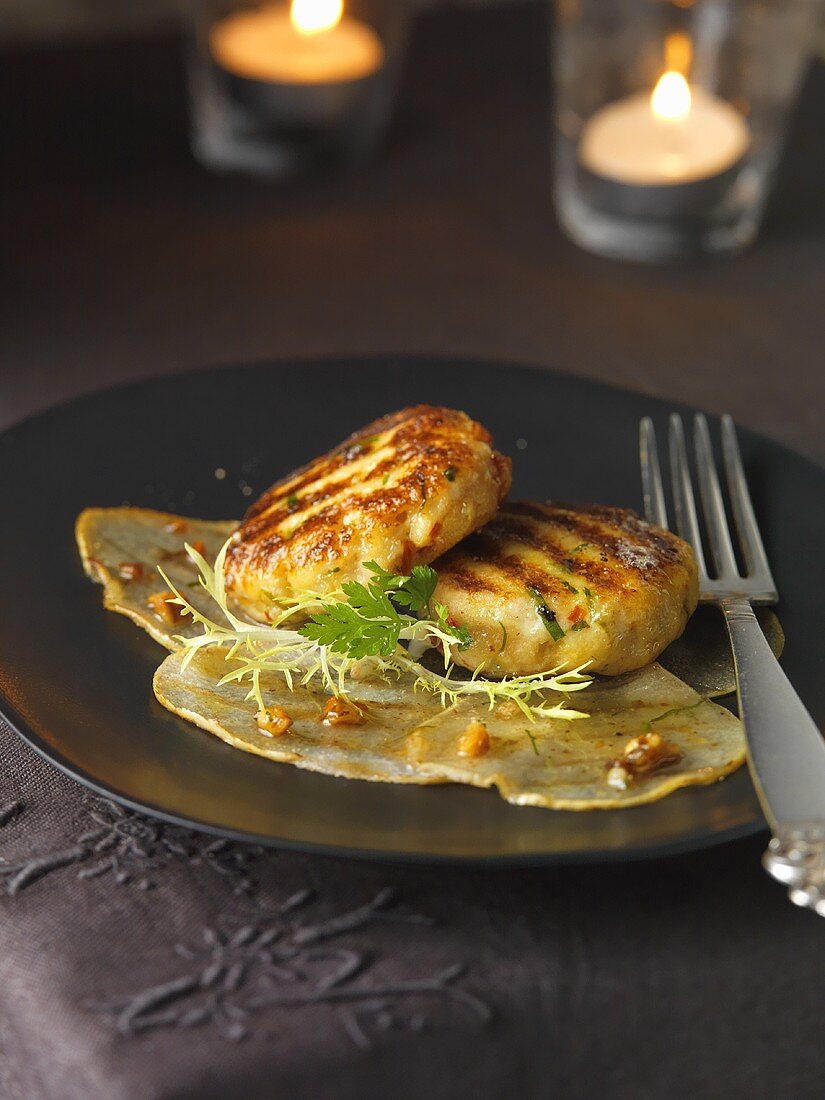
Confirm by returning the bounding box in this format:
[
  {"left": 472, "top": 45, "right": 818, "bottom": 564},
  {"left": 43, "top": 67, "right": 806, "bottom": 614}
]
[
  {"left": 552, "top": 0, "right": 820, "bottom": 261},
  {"left": 187, "top": 1, "right": 411, "bottom": 178}
]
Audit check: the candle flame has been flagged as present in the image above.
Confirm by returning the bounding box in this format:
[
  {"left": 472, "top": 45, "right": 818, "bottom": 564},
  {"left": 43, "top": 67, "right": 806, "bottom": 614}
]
[
  {"left": 651, "top": 71, "right": 692, "bottom": 122},
  {"left": 290, "top": 0, "right": 343, "bottom": 35}
]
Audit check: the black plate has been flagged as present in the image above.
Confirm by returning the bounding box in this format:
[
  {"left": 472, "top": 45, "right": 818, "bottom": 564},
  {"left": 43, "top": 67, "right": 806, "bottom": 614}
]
[{"left": 1, "top": 359, "right": 823, "bottom": 864}]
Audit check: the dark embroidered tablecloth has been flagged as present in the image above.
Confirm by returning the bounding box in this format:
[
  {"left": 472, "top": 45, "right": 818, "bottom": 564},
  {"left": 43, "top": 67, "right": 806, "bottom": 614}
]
[{"left": 1, "top": 715, "right": 824, "bottom": 1100}]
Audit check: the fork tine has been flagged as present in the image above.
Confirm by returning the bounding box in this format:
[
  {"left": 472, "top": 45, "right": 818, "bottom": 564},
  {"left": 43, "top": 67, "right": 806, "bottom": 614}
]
[
  {"left": 668, "top": 414, "right": 708, "bottom": 576},
  {"left": 639, "top": 417, "right": 668, "bottom": 527},
  {"left": 721, "top": 415, "right": 776, "bottom": 588},
  {"left": 693, "top": 414, "right": 740, "bottom": 579}
]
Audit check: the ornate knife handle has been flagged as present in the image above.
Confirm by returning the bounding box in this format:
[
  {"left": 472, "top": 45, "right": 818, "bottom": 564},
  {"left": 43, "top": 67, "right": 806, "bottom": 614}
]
[
  {"left": 763, "top": 826, "right": 825, "bottom": 916},
  {"left": 723, "top": 601, "right": 825, "bottom": 917}
]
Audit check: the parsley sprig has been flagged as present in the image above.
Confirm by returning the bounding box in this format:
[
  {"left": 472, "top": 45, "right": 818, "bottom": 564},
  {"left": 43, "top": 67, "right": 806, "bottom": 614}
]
[{"left": 300, "top": 561, "right": 470, "bottom": 659}]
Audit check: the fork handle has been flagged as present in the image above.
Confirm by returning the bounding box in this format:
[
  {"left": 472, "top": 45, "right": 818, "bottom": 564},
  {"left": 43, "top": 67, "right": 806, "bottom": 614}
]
[{"left": 722, "top": 598, "right": 825, "bottom": 915}]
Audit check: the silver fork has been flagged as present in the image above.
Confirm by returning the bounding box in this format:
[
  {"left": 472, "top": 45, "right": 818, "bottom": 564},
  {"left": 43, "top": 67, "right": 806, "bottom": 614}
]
[{"left": 640, "top": 412, "right": 825, "bottom": 915}]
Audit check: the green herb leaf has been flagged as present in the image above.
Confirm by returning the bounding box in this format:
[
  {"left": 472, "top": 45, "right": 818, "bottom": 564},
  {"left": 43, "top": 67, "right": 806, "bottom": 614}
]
[
  {"left": 434, "top": 602, "right": 472, "bottom": 650},
  {"left": 286, "top": 493, "right": 300, "bottom": 512},
  {"left": 341, "top": 579, "right": 398, "bottom": 621},
  {"left": 393, "top": 565, "right": 438, "bottom": 613},
  {"left": 443, "top": 466, "right": 457, "bottom": 482},
  {"left": 497, "top": 619, "right": 508, "bottom": 653},
  {"left": 543, "top": 615, "right": 565, "bottom": 642},
  {"left": 362, "top": 560, "right": 436, "bottom": 613},
  {"left": 300, "top": 588, "right": 400, "bottom": 658},
  {"left": 527, "top": 586, "right": 566, "bottom": 641},
  {"left": 561, "top": 580, "right": 578, "bottom": 594},
  {"left": 362, "top": 560, "right": 405, "bottom": 591},
  {"left": 300, "top": 562, "right": 451, "bottom": 659},
  {"left": 641, "top": 699, "right": 705, "bottom": 733},
  {"left": 570, "top": 620, "right": 589, "bottom": 632}
]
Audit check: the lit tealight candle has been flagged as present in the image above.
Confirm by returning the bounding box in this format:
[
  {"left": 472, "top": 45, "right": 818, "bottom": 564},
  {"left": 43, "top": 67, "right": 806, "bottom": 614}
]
[
  {"left": 580, "top": 71, "right": 749, "bottom": 187},
  {"left": 210, "top": 0, "right": 385, "bottom": 86},
  {"left": 577, "top": 35, "right": 749, "bottom": 218}
]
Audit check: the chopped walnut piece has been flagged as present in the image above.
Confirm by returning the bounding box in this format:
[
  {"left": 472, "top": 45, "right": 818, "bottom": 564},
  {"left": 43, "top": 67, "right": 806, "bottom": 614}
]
[
  {"left": 117, "top": 561, "right": 143, "bottom": 582},
  {"left": 322, "top": 696, "right": 364, "bottom": 726},
  {"left": 457, "top": 720, "right": 490, "bottom": 758},
  {"left": 165, "top": 519, "right": 187, "bottom": 534},
  {"left": 624, "top": 732, "right": 681, "bottom": 772},
  {"left": 495, "top": 700, "right": 519, "bottom": 721},
  {"left": 607, "top": 731, "right": 681, "bottom": 788},
  {"left": 147, "top": 591, "right": 183, "bottom": 624},
  {"left": 256, "top": 705, "right": 293, "bottom": 737}
]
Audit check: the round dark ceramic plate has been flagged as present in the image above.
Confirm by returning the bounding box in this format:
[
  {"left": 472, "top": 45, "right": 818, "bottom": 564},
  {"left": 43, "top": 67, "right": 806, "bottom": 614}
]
[{"left": 1, "top": 359, "right": 823, "bottom": 864}]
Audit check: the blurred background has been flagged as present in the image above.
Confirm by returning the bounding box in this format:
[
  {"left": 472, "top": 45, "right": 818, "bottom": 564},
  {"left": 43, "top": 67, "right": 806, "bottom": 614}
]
[
  {"left": 3, "top": 0, "right": 458, "bottom": 41},
  {"left": 6, "top": 0, "right": 821, "bottom": 45},
  {"left": 2, "top": 0, "right": 823, "bottom": 461}
]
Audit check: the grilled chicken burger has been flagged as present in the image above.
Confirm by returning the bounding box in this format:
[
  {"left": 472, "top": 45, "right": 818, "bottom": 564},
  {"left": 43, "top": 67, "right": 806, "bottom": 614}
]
[
  {"left": 224, "top": 405, "right": 512, "bottom": 618},
  {"left": 432, "top": 501, "right": 698, "bottom": 677}
]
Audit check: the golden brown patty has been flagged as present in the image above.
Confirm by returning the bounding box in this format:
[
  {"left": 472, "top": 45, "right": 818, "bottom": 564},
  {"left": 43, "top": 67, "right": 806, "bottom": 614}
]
[
  {"left": 432, "top": 501, "right": 699, "bottom": 676},
  {"left": 224, "top": 405, "right": 511, "bottom": 618}
]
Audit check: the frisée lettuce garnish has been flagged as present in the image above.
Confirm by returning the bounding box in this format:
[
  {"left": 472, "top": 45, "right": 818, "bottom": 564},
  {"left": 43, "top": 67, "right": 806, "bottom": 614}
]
[{"left": 158, "top": 540, "right": 593, "bottom": 722}]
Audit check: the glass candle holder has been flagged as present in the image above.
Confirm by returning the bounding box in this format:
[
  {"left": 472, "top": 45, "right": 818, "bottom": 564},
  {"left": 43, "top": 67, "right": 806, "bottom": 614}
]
[
  {"left": 552, "top": 0, "right": 820, "bottom": 262},
  {"left": 187, "top": 1, "right": 410, "bottom": 178}
]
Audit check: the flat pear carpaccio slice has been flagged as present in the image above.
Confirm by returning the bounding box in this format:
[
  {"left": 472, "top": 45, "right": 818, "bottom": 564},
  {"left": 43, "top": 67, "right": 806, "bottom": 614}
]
[
  {"left": 154, "top": 647, "right": 745, "bottom": 810},
  {"left": 76, "top": 507, "right": 235, "bottom": 649}
]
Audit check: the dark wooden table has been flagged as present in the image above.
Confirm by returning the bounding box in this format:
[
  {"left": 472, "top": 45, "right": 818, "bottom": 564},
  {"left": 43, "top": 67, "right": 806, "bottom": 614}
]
[{"left": 1, "top": 5, "right": 823, "bottom": 1099}]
